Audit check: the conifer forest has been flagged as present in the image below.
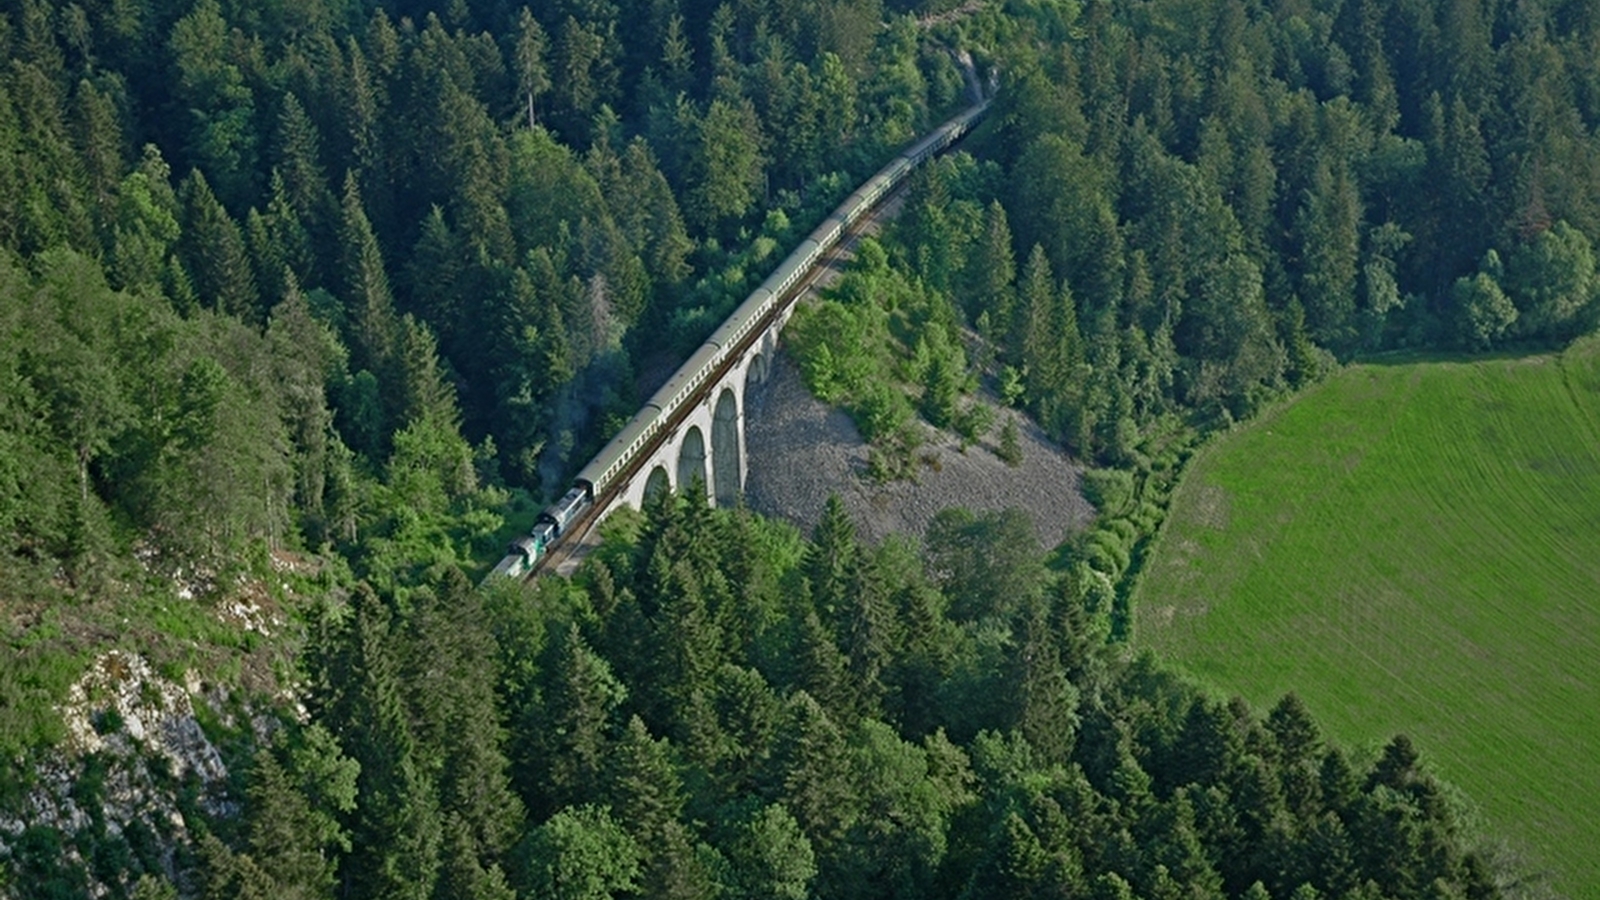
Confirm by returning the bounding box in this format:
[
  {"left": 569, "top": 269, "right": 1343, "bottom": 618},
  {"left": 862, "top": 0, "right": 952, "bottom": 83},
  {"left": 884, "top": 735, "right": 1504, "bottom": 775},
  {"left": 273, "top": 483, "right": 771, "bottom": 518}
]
[{"left": 1, "top": 0, "right": 1598, "bottom": 897}]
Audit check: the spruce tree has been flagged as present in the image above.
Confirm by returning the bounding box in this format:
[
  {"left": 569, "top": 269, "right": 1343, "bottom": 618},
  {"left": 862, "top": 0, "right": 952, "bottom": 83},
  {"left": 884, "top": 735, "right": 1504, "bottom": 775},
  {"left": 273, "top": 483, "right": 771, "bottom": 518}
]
[
  {"left": 998, "top": 415, "right": 1023, "bottom": 467},
  {"left": 803, "top": 495, "right": 858, "bottom": 621},
  {"left": 513, "top": 8, "right": 550, "bottom": 128},
  {"left": 179, "top": 169, "right": 260, "bottom": 321},
  {"left": 965, "top": 201, "right": 1018, "bottom": 329},
  {"left": 274, "top": 93, "right": 334, "bottom": 235},
  {"left": 524, "top": 624, "right": 626, "bottom": 816},
  {"left": 406, "top": 570, "right": 524, "bottom": 860},
  {"left": 339, "top": 170, "right": 397, "bottom": 378},
  {"left": 335, "top": 588, "right": 443, "bottom": 900}
]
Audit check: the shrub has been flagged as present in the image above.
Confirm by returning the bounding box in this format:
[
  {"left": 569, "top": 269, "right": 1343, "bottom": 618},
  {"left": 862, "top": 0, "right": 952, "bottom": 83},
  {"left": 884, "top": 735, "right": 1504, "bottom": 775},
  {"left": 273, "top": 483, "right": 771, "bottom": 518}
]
[
  {"left": 1081, "top": 468, "right": 1135, "bottom": 514},
  {"left": 1102, "top": 517, "right": 1139, "bottom": 545},
  {"left": 1085, "top": 531, "right": 1131, "bottom": 579},
  {"left": 854, "top": 382, "right": 914, "bottom": 443},
  {"left": 955, "top": 403, "right": 995, "bottom": 450},
  {"left": 997, "top": 416, "right": 1023, "bottom": 466}
]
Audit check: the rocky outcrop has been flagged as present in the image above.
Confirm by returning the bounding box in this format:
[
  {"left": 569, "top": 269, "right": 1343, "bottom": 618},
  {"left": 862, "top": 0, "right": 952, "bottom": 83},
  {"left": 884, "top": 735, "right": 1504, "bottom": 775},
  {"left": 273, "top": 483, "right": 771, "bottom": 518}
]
[{"left": 0, "top": 651, "right": 238, "bottom": 898}]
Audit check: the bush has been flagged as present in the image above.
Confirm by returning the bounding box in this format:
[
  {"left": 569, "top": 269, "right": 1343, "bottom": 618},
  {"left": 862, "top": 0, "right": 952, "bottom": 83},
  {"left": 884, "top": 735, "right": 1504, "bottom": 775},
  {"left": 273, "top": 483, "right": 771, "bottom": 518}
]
[
  {"left": 1102, "top": 517, "right": 1139, "bottom": 545},
  {"left": 997, "top": 415, "right": 1023, "bottom": 466},
  {"left": 1081, "top": 468, "right": 1135, "bottom": 514},
  {"left": 1132, "top": 501, "right": 1165, "bottom": 531},
  {"left": 1085, "top": 532, "right": 1131, "bottom": 580},
  {"left": 854, "top": 382, "right": 914, "bottom": 443},
  {"left": 955, "top": 403, "right": 995, "bottom": 449}
]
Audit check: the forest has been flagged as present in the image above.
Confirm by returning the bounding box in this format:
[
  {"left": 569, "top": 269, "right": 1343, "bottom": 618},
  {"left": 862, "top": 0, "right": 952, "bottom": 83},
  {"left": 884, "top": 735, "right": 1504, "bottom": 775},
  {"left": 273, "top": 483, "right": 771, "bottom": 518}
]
[{"left": 1, "top": 0, "right": 1596, "bottom": 895}]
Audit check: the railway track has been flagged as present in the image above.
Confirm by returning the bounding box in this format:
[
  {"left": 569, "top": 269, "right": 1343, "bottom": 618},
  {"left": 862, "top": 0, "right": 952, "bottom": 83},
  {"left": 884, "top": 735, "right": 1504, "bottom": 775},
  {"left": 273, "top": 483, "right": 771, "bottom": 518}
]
[{"left": 533, "top": 182, "right": 906, "bottom": 579}]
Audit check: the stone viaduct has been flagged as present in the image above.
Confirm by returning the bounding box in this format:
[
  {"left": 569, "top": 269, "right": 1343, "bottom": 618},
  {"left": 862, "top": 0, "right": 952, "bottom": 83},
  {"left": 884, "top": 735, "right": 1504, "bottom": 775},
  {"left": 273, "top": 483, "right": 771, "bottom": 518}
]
[{"left": 604, "top": 289, "right": 791, "bottom": 516}]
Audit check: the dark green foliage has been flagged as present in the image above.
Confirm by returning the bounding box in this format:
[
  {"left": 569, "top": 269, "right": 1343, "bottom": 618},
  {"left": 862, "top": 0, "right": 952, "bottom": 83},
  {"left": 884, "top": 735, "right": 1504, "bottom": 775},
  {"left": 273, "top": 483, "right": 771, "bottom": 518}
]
[
  {"left": 514, "top": 805, "right": 641, "bottom": 900},
  {"left": 997, "top": 415, "right": 1023, "bottom": 466},
  {"left": 2, "top": 0, "right": 979, "bottom": 540},
  {"left": 327, "top": 588, "right": 443, "bottom": 899},
  {"left": 522, "top": 624, "right": 627, "bottom": 816},
  {"left": 180, "top": 170, "right": 260, "bottom": 321},
  {"left": 713, "top": 800, "right": 817, "bottom": 900},
  {"left": 0, "top": 1, "right": 1577, "bottom": 896}
]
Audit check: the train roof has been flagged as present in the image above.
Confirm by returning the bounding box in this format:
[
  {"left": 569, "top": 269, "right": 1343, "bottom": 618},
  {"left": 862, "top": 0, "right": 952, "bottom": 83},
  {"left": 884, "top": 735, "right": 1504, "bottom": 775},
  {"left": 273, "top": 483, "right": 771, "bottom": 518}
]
[
  {"left": 576, "top": 402, "right": 663, "bottom": 492},
  {"left": 757, "top": 240, "right": 819, "bottom": 299},
  {"left": 706, "top": 287, "right": 775, "bottom": 353},
  {"left": 643, "top": 341, "right": 722, "bottom": 423}
]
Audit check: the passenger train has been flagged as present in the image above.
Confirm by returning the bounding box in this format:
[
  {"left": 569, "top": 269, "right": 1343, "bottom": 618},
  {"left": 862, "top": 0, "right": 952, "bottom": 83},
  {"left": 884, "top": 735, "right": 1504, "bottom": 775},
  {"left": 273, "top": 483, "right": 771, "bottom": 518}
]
[{"left": 489, "top": 96, "right": 993, "bottom": 579}]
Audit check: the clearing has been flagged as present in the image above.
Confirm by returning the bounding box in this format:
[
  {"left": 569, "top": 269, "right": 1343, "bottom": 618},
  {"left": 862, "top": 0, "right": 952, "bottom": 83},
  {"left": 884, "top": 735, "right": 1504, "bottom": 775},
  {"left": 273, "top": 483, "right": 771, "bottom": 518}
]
[{"left": 1135, "top": 337, "right": 1600, "bottom": 898}]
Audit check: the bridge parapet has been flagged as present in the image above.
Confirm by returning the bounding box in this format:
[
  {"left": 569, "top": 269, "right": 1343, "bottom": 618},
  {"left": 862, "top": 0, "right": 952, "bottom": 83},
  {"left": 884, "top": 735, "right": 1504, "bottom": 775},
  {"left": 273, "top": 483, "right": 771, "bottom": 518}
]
[{"left": 495, "top": 96, "right": 992, "bottom": 579}]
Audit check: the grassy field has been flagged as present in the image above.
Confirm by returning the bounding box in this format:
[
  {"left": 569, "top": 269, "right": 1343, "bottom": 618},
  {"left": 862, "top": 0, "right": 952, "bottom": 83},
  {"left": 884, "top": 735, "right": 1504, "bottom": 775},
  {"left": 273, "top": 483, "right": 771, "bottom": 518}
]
[{"left": 1135, "top": 337, "right": 1600, "bottom": 898}]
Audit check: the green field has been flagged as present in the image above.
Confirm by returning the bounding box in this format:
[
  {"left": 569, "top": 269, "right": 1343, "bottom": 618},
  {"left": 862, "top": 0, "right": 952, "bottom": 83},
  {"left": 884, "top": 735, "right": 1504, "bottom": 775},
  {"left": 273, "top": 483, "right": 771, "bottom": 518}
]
[{"left": 1135, "top": 338, "right": 1600, "bottom": 897}]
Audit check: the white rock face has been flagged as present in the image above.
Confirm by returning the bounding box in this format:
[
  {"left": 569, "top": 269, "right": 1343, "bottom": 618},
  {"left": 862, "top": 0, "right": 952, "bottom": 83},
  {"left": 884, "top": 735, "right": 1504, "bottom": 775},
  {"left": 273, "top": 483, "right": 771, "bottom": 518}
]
[
  {"left": 57, "top": 651, "right": 227, "bottom": 784},
  {"left": 0, "top": 650, "right": 235, "bottom": 898}
]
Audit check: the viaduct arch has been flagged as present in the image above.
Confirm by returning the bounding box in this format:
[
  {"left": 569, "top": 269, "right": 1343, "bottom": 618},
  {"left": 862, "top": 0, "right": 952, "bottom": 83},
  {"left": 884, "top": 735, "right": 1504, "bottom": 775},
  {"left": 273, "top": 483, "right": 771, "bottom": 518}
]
[{"left": 611, "top": 308, "right": 787, "bottom": 516}]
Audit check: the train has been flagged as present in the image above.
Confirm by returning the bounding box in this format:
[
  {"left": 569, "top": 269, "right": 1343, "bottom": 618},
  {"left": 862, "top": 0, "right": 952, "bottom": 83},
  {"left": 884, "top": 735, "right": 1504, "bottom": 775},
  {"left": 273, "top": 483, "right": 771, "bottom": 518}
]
[{"left": 488, "top": 95, "right": 993, "bottom": 580}]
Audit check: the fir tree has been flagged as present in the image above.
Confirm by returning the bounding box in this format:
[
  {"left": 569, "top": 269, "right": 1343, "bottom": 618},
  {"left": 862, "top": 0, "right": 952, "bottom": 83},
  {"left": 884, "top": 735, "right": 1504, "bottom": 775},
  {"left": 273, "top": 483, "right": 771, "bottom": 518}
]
[{"left": 179, "top": 169, "right": 260, "bottom": 320}]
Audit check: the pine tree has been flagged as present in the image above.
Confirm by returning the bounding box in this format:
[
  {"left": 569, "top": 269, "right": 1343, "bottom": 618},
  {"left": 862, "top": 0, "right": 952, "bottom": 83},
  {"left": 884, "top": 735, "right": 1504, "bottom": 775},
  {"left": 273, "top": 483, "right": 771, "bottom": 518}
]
[
  {"left": 198, "top": 834, "right": 277, "bottom": 900},
  {"left": 553, "top": 16, "right": 613, "bottom": 138},
  {"left": 998, "top": 415, "right": 1023, "bottom": 467},
  {"left": 241, "top": 728, "right": 358, "bottom": 898},
  {"left": 840, "top": 558, "right": 896, "bottom": 720},
  {"left": 1007, "top": 593, "right": 1079, "bottom": 762},
  {"left": 605, "top": 716, "right": 685, "bottom": 837},
  {"left": 703, "top": 664, "right": 785, "bottom": 794},
  {"left": 1266, "top": 694, "right": 1322, "bottom": 766},
  {"left": 274, "top": 93, "right": 335, "bottom": 238},
  {"left": 1018, "top": 244, "right": 1059, "bottom": 407},
  {"left": 404, "top": 206, "right": 466, "bottom": 334},
  {"left": 965, "top": 201, "right": 1018, "bottom": 333},
  {"left": 405, "top": 570, "right": 524, "bottom": 860},
  {"left": 69, "top": 79, "right": 124, "bottom": 232},
  {"left": 1294, "top": 160, "right": 1362, "bottom": 352},
  {"left": 604, "top": 717, "right": 713, "bottom": 900},
  {"left": 804, "top": 495, "right": 858, "bottom": 621},
  {"left": 437, "top": 815, "right": 518, "bottom": 900},
  {"left": 659, "top": 14, "right": 694, "bottom": 95},
  {"left": 964, "top": 812, "right": 1052, "bottom": 897},
  {"left": 395, "top": 315, "right": 460, "bottom": 429},
  {"left": 642, "top": 550, "right": 726, "bottom": 724},
  {"left": 765, "top": 692, "right": 855, "bottom": 863},
  {"left": 613, "top": 139, "right": 693, "bottom": 287},
  {"left": 1170, "top": 698, "right": 1243, "bottom": 792}
]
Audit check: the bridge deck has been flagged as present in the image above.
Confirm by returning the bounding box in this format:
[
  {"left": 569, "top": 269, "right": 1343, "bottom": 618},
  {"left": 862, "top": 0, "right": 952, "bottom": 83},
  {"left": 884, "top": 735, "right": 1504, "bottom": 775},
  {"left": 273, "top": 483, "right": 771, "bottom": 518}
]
[{"left": 536, "top": 191, "right": 900, "bottom": 578}]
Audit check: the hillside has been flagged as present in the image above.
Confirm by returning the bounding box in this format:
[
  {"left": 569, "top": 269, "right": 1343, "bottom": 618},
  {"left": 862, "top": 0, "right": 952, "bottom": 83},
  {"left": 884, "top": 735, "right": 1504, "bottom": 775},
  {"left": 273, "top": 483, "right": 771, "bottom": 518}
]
[
  {"left": 743, "top": 348, "right": 1094, "bottom": 548},
  {"left": 7, "top": 0, "right": 1600, "bottom": 894},
  {"left": 1135, "top": 338, "right": 1600, "bottom": 897}
]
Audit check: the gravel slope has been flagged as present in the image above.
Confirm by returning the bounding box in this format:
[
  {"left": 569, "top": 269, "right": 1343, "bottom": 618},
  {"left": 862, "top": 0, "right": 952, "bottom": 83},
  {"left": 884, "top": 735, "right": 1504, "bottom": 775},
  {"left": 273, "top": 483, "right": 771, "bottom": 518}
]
[{"left": 743, "top": 351, "right": 1095, "bottom": 548}]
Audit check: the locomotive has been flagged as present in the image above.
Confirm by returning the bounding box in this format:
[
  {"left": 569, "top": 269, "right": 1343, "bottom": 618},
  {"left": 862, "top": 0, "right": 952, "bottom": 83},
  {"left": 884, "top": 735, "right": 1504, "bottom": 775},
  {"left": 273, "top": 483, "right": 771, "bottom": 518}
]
[{"left": 490, "top": 96, "right": 992, "bottom": 580}]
